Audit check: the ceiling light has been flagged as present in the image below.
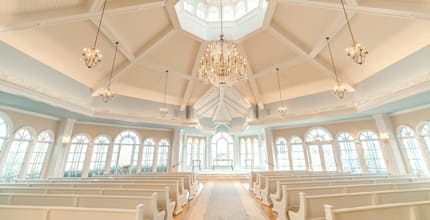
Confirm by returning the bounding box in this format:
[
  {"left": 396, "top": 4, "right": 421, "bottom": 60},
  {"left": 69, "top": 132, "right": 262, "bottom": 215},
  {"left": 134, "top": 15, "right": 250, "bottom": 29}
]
[
  {"left": 81, "top": 0, "right": 107, "bottom": 68},
  {"left": 275, "top": 67, "right": 288, "bottom": 118},
  {"left": 160, "top": 70, "right": 169, "bottom": 117},
  {"left": 101, "top": 41, "right": 119, "bottom": 103},
  {"left": 198, "top": 0, "right": 248, "bottom": 87},
  {"left": 340, "top": 0, "right": 368, "bottom": 65},
  {"left": 326, "top": 37, "right": 346, "bottom": 99}
]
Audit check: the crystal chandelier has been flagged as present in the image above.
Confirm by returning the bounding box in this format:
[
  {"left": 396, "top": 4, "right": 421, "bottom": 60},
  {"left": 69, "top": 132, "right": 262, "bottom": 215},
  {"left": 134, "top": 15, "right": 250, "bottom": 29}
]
[
  {"left": 82, "top": 0, "right": 107, "bottom": 68},
  {"left": 340, "top": 0, "right": 368, "bottom": 65},
  {"left": 198, "top": 0, "right": 247, "bottom": 87},
  {"left": 101, "top": 41, "right": 119, "bottom": 103},
  {"left": 160, "top": 70, "right": 169, "bottom": 117},
  {"left": 275, "top": 67, "right": 288, "bottom": 118},
  {"left": 326, "top": 37, "right": 346, "bottom": 99}
]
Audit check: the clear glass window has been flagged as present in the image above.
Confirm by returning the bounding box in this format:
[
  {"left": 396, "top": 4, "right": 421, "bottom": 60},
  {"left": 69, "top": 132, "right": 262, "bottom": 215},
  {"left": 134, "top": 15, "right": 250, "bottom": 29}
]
[
  {"left": 359, "top": 131, "right": 387, "bottom": 173},
  {"left": 337, "top": 133, "right": 361, "bottom": 173},
  {"left": 26, "top": 131, "right": 53, "bottom": 179},
  {"left": 142, "top": 138, "right": 155, "bottom": 172},
  {"left": 399, "top": 126, "right": 428, "bottom": 175},
  {"left": 1, "top": 128, "right": 33, "bottom": 182},
  {"left": 275, "top": 137, "right": 290, "bottom": 170},
  {"left": 64, "top": 135, "right": 89, "bottom": 177},
  {"left": 88, "top": 135, "right": 110, "bottom": 177},
  {"left": 290, "top": 136, "right": 306, "bottom": 170},
  {"left": 110, "top": 131, "right": 140, "bottom": 174},
  {"left": 157, "top": 139, "right": 170, "bottom": 172}
]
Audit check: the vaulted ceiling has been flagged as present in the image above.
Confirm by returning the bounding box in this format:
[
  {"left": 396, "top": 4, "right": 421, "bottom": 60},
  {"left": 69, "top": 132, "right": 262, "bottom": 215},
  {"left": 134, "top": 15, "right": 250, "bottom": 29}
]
[{"left": 0, "top": 0, "right": 429, "bottom": 128}]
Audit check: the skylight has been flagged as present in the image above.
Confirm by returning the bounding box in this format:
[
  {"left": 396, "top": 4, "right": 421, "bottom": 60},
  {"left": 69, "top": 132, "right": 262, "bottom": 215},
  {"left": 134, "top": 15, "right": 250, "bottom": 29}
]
[{"left": 175, "top": 0, "right": 268, "bottom": 40}]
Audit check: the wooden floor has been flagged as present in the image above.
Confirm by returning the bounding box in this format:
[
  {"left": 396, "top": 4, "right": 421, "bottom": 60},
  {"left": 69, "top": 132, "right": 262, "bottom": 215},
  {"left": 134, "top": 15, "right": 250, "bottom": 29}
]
[{"left": 174, "top": 182, "right": 276, "bottom": 220}]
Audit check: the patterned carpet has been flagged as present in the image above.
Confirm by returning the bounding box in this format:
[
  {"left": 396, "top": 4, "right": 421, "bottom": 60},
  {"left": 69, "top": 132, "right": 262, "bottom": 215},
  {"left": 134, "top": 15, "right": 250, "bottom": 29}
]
[{"left": 185, "top": 182, "right": 268, "bottom": 220}]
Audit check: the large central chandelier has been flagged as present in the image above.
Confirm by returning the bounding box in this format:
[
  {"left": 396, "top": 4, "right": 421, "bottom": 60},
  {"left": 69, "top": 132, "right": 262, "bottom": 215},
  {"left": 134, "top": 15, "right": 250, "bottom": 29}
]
[{"left": 198, "top": 0, "right": 247, "bottom": 87}]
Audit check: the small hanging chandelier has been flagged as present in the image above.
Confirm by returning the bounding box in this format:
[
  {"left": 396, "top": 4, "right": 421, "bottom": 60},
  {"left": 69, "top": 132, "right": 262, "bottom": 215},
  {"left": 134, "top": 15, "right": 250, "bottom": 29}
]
[
  {"left": 340, "top": 0, "right": 368, "bottom": 65},
  {"left": 326, "top": 37, "right": 346, "bottom": 99},
  {"left": 159, "top": 70, "right": 169, "bottom": 117},
  {"left": 82, "top": 0, "right": 107, "bottom": 68},
  {"left": 198, "top": 0, "right": 248, "bottom": 87},
  {"left": 101, "top": 41, "right": 119, "bottom": 103},
  {"left": 275, "top": 67, "right": 288, "bottom": 118}
]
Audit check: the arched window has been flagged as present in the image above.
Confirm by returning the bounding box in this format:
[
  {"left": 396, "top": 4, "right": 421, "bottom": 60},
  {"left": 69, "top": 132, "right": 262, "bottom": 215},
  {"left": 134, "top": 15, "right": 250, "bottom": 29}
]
[
  {"left": 64, "top": 135, "right": 89, "bottom": 177},
  {"left": 110, "top": 131, "right": 140, "bottom": 174},
  {"left": 275, "top": 137, "right": 290, "bottom": 170},
  {"left": 88, "top": 135, "right": 110, "bottom": 177},
  {"left": 290, "top": 136, "right": 306, "bottom": 170},
  {"left": 208, "top": 6, "right": 219, "bottom": 21},
  {"left": 399, "top": 126, "right": 428, "bottom": 174},
  {"left": 0, "top": 115, "right": 10, "bottom": 155},
  {"left": 419, "top": 122, "right": 430, "bottom": 153},
  {"left": 26, "top": 130, "right": 54, "bottom": 179},
  {"left": 253, "top": 138, "right": 261, "bottom": 168},
  {"left": 157, "top": 139, "right": 170, "bottom": 172},
  {"left": 359, "top": 131, "right": 386, "bottom": 173},
  {"left": 184, "top": 137, "right": 205, "bottom": 170},
  {"left": 1, "top": 128, "right": 34, "bottom": 182},
  {"left": 337, "top": 132, "right": 361, "bottom": 173},
  {"left": 211, "top": 132, "right": 234, "bottom": 161},
  {"left": 183, "top": 0, "right": 194, "bottom": 12},
  {"left": 247, "top": 0, "right": 259, "bottom": 10},
  {"left": 305, "top": 127, "right": 336, "bottom": 171},
  {"left": 196, "top": 3, "right": 205, "bottom": 19},
  {"left": 223, "top": 6, "right": 234, "bottom": 20},
  {"left": 235, "top": 1, "right": 246, "bottom": 18},
  {"left": 142, "top": 138, "right": 155, "bottom": 172}
]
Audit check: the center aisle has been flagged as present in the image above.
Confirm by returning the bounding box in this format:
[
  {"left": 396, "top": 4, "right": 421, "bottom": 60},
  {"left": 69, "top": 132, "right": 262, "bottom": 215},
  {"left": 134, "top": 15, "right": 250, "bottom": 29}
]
[{"left": 185, "top": 182, "right": 269, "bottom": 220}]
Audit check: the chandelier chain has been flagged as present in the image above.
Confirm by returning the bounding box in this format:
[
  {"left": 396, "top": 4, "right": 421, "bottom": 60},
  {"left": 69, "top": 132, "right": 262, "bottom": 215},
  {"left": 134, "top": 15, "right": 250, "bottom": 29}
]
[
  {"left": 163, "top": 70, "right": 168, "bottom": 105},
  {"left": 94, "top": 0, "right": 107, "bottom": 48},
  {"left": 275, "top": 68, "right": 284, "bottom": 106},
  {"left": 220, "top": 0, "right": 224, "bottom": 36},
  {"left": 326, "top": 37, "right": 340, "bottom": 84},
  {"left": 107, "top": 41, "right": 119, "bottom": 89},
  {"left": 340, "top": 0, "right": 355, "bottom": 43}
]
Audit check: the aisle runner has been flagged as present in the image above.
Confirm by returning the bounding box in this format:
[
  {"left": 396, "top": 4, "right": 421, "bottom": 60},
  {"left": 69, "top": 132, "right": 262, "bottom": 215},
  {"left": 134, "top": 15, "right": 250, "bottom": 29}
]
[{"left": 185, "top": 182, "right": 268, "bottom": 220}]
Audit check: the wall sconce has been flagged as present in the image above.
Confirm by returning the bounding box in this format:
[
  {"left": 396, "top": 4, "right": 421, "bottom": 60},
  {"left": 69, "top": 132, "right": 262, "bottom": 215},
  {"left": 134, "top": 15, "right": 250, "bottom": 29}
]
[
  {"left": 380, "top": 133, "right": 389, "bottom": 144},
  {"left": 62, "top": 136, "right": 71, "bottom": 145}
]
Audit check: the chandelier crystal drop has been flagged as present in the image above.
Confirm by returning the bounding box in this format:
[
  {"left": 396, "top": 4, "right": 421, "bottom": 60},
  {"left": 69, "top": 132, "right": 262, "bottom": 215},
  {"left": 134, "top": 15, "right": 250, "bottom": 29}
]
[
  {"left": 275, "top": 67, "right": 288, "bottom": 118},
  {"left": 101, "top": 41, "right": 119, "bottom": 103},
  {"left": 198, "top": 0, "right": 248, "bottom": 87},
  {"left": 340, "top": 0, "right": 368, "bottom": 65},
  {"left": 326, "top": 37, "right": 346, "bottom": 99},
  {"left": 81, "top": 0, "right": 107, "bottom": 69},
  {"left": 160, "top": 70, "right": 169, "bottom": 118},
  {"left": 346, "top": 42, "right": 368, "bottom": 65}
]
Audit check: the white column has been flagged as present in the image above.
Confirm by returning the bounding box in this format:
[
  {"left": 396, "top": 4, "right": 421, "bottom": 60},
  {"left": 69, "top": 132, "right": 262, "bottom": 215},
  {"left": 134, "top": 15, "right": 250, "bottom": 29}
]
[
  {"left": 373, "top": 114, "right": 407, "bottom": 174},
  {"left": 104, "top": 142, "right": 114, "bottom": 175},
  {"left": 81, "top": 142, "right": 93, "bottom": 177},
  {"left": 234, "top": 135, "right": 240, "bottom": 169},
  {"left": 136, "top": 143, "right": 143, "bottom": 173},
  {"left": 170, "top": 128, "right": 181, "bottom": 172},
  {"left": 332, "top": 143, "right": 343, "bottom": 172},
  {"left": 354, "top": 140, "right": 369, "bottom": 173},
  {"left": 152, "top": 140, "right": 159, "bottom": 173},
  {"left": 264, "top": 128, "right": 275, "bottom": 171},
  {"left": 45, "top": 118, "right": 76, "bottom": 178}
]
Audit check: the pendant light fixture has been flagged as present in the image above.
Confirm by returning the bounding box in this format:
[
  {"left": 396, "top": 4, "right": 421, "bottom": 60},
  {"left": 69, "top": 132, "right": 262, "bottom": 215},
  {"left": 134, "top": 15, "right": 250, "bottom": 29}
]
[
  {"left": 101, "top": 41, "right": 119, "bottom": 103},
  {"left": 326, "top": 37, "right": 346, "bottom": 99},
  {"left": 81, "top": 0, "right": 107, "bottom": 68},
  {"left": 340, "top": 0, "right": 368, "bottom": 65},
  {"left": 275, "top": 67, "right": 288, "bottom": 118},
  {"left": 160, "top": 70, "right": 169, "bottom": 117}
]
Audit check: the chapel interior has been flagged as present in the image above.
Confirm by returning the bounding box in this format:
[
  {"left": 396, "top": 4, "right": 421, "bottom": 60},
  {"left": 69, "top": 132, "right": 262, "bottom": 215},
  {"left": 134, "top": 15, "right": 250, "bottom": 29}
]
[{"left": 0, "top": 0, "right": 430, "bottom": 220}]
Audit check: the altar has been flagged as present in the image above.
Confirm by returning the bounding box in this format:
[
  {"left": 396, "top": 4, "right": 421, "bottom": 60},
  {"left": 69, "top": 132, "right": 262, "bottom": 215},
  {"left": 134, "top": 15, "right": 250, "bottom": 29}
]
[{"left": 212, "top": 158, "right": 234, "bottom": 170}]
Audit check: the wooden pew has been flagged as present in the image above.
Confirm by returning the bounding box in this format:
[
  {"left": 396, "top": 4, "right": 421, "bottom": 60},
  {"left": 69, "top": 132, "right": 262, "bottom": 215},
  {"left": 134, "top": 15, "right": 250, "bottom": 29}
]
[
  {"left": 260, "top": 176, "right": 419, "bottom": 206},
  {"left": 0, "top": 204, "right": 143, "bottom": 220},
  {"left": 324, "top": 200, "right": 430, "bottom": 220},
  {"left": 0, "top": 192, "right": 165, "bottom": 220},
  {"left": 0, "top": 186, "right": 176, "bottom": 220},
  {"left": 0, "top": 181, "right": 185, "bottom": 215},
  {"left": 274, "top": 181, "right": 430, "bottom": 220},
  {"left": 289, "top": 188, "right": 430, "bottom": 220}
]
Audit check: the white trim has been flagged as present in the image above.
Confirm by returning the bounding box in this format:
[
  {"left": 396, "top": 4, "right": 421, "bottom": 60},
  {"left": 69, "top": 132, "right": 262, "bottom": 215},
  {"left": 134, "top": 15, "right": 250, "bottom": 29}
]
[
  {"left": 75, "top": 120, "right": 173, "bottom": 132},
  {"left": 0, "top": 105, "right": 59, "bottom": 121}
]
